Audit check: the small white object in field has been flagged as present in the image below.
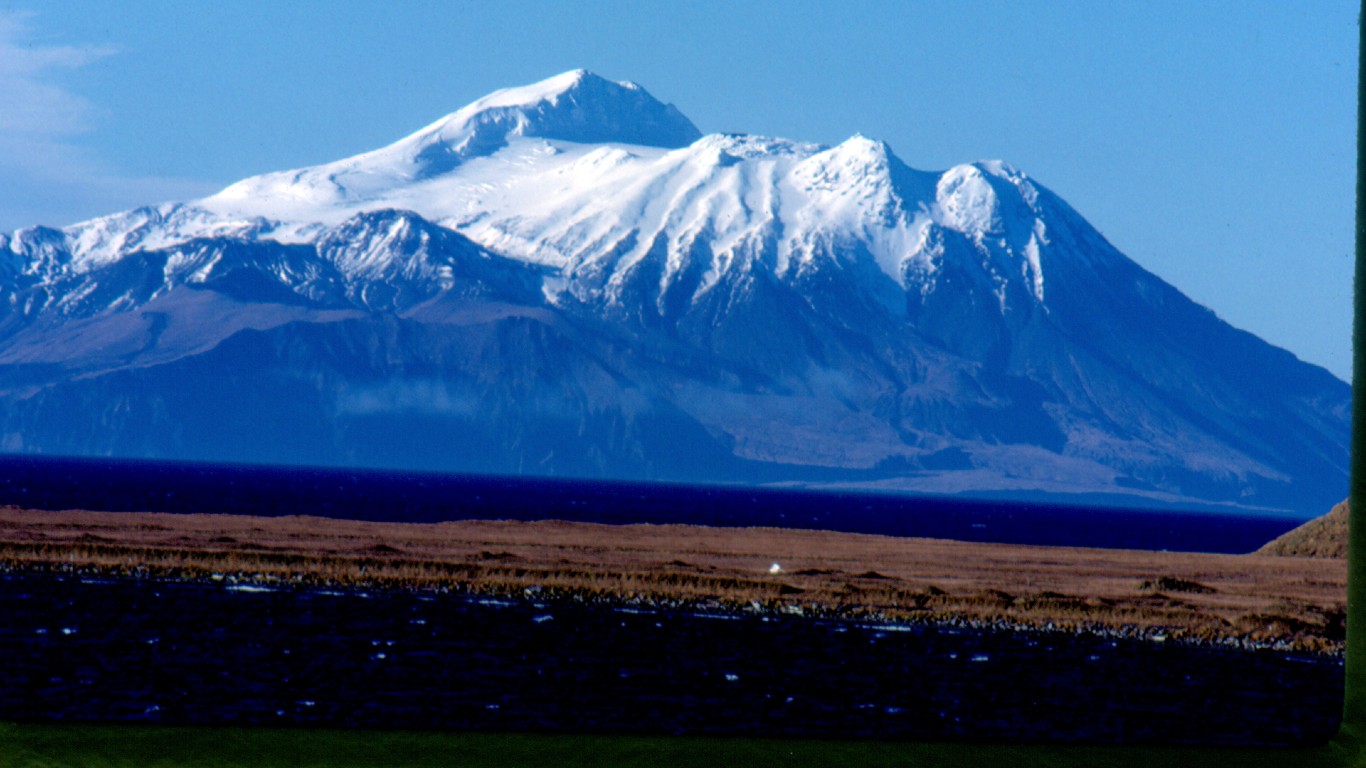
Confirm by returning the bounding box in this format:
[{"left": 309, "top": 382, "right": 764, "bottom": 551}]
[{"left": 769, "top": 562, "right": 782, "bottom": 574}]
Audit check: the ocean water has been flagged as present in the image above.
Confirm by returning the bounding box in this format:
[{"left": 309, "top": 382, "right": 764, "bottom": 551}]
[
  {"left": 0, "top": 455, "right": 1308, "bottom": 553},
  {"left": 0, "top": 571, "right": 1342, "bottom": 744}
]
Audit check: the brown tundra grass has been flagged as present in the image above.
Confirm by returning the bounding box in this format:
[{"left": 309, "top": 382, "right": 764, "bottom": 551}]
[{"left": 0, "top": 506, "right": 1346, "bottom": 652}]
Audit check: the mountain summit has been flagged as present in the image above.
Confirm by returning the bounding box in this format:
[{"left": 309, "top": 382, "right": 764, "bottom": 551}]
[
  {"left": 416, "top": 68, "right": 703, "bottom": 150},
  {"left": 207, "top": 69, "right": 701, "bottom": 216},
  {"left": 0, "top": 73, "right": 1348, "bottom": 517}
]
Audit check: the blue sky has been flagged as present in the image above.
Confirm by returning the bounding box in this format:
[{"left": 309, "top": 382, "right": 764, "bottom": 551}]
[{"left": 0, "top": 1, "right": 1357, "bottom": 380}]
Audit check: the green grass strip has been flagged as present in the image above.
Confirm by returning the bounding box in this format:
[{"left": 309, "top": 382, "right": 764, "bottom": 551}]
[{"left": 0, "top": 723, "right": 1353, "bottom": 768}]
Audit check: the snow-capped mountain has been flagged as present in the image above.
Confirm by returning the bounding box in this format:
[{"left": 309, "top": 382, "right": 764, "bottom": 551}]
[{"left": 0, "top": 70, "right": 1349, "bottom": 517}]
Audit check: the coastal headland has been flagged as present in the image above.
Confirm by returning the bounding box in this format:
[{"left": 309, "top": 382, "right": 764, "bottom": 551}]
[{"left": 0, "top": 506, "right": 1345, "bottom": 653}]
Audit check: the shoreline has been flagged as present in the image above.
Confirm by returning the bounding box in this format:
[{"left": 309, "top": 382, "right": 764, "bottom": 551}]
[
  {"left": 2, "top": 554, "right": 1344, "bottom": 658},
  {"left": 0, "top": 504, "right": 1346, "bottom": 656},
  {"left": 0, "top": 561, "right": 1342, "bottom": 658}
]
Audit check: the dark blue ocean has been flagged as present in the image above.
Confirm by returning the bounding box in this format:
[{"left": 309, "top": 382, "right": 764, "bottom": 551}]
[{"left": 0, "top": 454, "right": 1309, "bottom": 553}]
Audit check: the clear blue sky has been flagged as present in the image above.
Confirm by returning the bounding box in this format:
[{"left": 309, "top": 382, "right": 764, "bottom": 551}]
[{"left": 0, "top": 1, "right": 1357, "bottom": 381}]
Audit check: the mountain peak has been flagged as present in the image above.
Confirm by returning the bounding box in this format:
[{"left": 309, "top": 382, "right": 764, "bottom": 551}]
[
  {"left": 826, "top": 134, "right": 899, "bottom": 169},
  {"left": 399, "top": 70, "right": 701, "bottom": 173},
  {"left": 206, "top": 71, "right": 704, "bottom": 204},
  {"left": 837, "top": 133, "right": 890, "bottom": 153},
  {"left": 458, "top": 69, "right": 618, "bottom": 112}
]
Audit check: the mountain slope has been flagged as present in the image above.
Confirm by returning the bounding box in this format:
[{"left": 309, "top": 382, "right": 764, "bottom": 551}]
[
  {"left": 0, "top": 70, "right": 1349, "bottom": 517},
  {"left": 1258, "top": 500, "right": 1350, "bottom": 558}
]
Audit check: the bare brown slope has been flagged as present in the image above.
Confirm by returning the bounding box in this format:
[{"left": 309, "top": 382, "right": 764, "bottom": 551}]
[{"left": 1257, "top": 500, "right": 1349, "bottom": 558}]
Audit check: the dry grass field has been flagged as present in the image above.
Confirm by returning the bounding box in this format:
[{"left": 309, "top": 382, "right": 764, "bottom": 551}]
[{"left": 0, "top": 505, "right": 1346, "bottom": 651}]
